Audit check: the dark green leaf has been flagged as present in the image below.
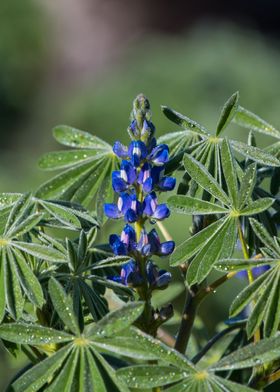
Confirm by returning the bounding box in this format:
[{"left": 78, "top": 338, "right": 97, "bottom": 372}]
[
  {"left": 11, "top": 241, "right": 67, "bottom": 263},
  {"left": 49, "top": 278, "right": 80, "bottom": 335},
  {"left": 161, "top": 106, "right": 209, "bottom": 136},
  {"left": 184, "top": 154, "right": 230, "bottom": 205},
  {"left": 88, "top": 302, "right": 144, "bottom": 338},
  {"left": 12, "top": 345, "right": 72, "bottom": 392},
  {"left": 117, "top": 365, "right": 185, "bottom": 388},
  {"left": 238, "top": 163, "right": 257, "bottom": 209},
  {"left": 53, "top": 125, "right": 111, "bottom": 149},
  {"left": 230, "top": 140, "right": 280, "bottom": 166},
  {"left": 170, "top": 218, "right": 226, "bottom": 266},
  {"left": 221, "top": 139, "right": 238, "bottom": 207},
  {"left": 168, "top": 195, "right": 228, "bottom": 215},
  {"left": 211, "top": 334, "right": 280, "bottom": 370},
  {"left": 39, "top": 200, "right": 81, "bottom": 229},
  {"left": 240, "top": 197, "right": 274, "bottom": 216},
  {"left": 216, "top": 91, "right": 239, "bottom": 136},
  {"left": 233, "top": 106, "right": 280, "bottom": 140},
  {"left": 0, "top": 322, "right": 73, "bottom": 345},
  {"left": 38, "top": 150, "right": 102, "bottom": 171}
]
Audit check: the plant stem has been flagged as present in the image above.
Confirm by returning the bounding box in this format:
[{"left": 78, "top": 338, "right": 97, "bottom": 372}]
[
  {"left": 175, "top": 271, "right": 236, "bottom": 354},
  {"left": 156, "top": 221, "right": 173, "bottom": 241}
]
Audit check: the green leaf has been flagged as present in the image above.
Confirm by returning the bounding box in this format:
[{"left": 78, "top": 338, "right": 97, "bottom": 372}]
[
  {"left": 12, "top": 248, "right": 44, "bottom": 308},
  {"left": 38, "top": 150, "right": 102, "bottom": 171},
  {"left": 127, "top": 327, "right": 194, "bottom": 371},
  {"left": 117, "top": 365, "right": 185, "bottom": 388},
  {"left": 11, "top": 241, "right": 67, "bottom": 263},
  {"left": 211, "top": 334, "right": 280, "bottom": 371},
  {"left": 161, "top": 106, "right": 209, "bottom": 136},
  {"left": 3, "top": 249, "right": 24, "bottom": 320},
  {"left": 0, "top": 259, "right": 5, "bottom": 322},
  {"left": 49, "top": 278, "right": 80, "bottom": 335},
  {"left": 230, "top": 140, "right": 280, "bottom": 166},
  {"left": 240, "top": 197, "right": 274, "bottom": 216},
  {"left": 12, "top": 345, "right": 72, "bottom": 392},
  {"left": 263, "top": 271, "right": 280, "bottom": 337},
  {"left": 0, "top": 193, "right": 21, "bottom": 209},
  {"left": 184, "top": 154, "right": 230, "bottom": 205},
  {"left": 238, "top": 163, "right": 257, "bottom": 209},
  {"left": 215, "top": 258, "right": 277, "bottom": 273},
  {"left": 89, "top": 302, "right": 144, "bottom": 338},
  {"left": 233, "top": 106, "right": 280, "bottom": 140},
  {"left": 168, "top": 195, "right": 228, "bottom": 215},
  {"left": 170, "top": 218, "right": 226, "bottom": 266},
  {"left": 216, "top": 92, "right": 239, "bottom": 136},
  {"left": 249, "top": 218, "right": 279, "bottom": 253},
  {"left": 0, "top": 322, "right": 73, "bottom": 345},
  {"left": 39, "top": 200, "right": 81, "bottom": 229},
  {"left": 221, "top": 139, "right": 238, "bottom": 207},
  {"left": 92, "top": 255, "right": 131, "bottom": 269},
  {"left": 187, "top": 218, "right": 234, "bottom": 285},
  {"left": 4, "top": 193, "right": 32, "bottom": 236},
  {"left": 53, "top": 125, "right": 111, "bottom": 149},
  {"left": 45, "top": 349, "right": 79, "bottom": 392},
  {"left": 246, "top": 273, "right": 275, "bottom": 337},
  {"left": 91, "top": 336, "right": 160, "bottom": 360},
  {"left": 6, "top": 212, "right": 43, "bottom": 238},
  {"left": 230, "top": 268, "right": 271, "bottom": 317}
]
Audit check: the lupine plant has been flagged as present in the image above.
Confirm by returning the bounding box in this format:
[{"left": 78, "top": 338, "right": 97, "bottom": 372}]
[{"left": 0, "top": 93, "right": 280, "bottom": 391}]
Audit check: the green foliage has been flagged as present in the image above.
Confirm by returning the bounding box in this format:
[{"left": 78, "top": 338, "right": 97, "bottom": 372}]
[{"left": 1, "top": 93, "right": 280, "bottom": 391}]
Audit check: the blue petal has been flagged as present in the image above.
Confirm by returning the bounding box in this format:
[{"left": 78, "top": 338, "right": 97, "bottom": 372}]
[
  {"left": 128, "top": 141, "right": 148, "bottom": 166},
  {"left": 128, "top": 120, "right": 139, "bottom": 137},
  {"left": 113, "top": 141, "right": 128, "bottom": 158},
  {"left": 109, "top": 234, "right": 127, "bottom": 255},
  {"left": 149, "top": 144, "right": 169, "bottom": 166},
  {"left": 151, "top": 166, "right": 164, "bottom": 184},
  {"left": 146, "top": 261, "right": 158, "bottom": 284},
  {"left": 120, "top": 160, "right": 137, "bottom": 184},
  {"left": 160, "top": 241, "right": 175, "bottom": 256},
  {"left": 138, "top": 162, "right": 151, "bottom": 185},
  {"left": 118, "top": 193, "right": 131, "bottom": 214},
  {"left": 104, "top": 203, "right": 121, "bottom": 219},
  {"left": 155, "top": 271, "right": 172, "bottom": 288},
  {"left": 121, "top": 224, "right": 136, "bottom": 250},
  {"left": 143, "top": 178, "right": 153, "bottom": 193},
  {"left": 143, "top": 192, "right": 157, "bottom": 216},
  {"left": 125, "top": 209, "right": 138, "bottom": 223},
  {"left": 158, "top": 177, "right": 176, "bottom": 191},
  {"left": 147, "top": 229, "right": 161, "bottom": 254},
  {"left": 252, "top": 265, "right": 270, "bottom": 278},
  {"left": 153, "top": 204, "right": 170, "bottom": 220},
  {"left": 112, "top": 171, "right": 127, "bottom": 192}
]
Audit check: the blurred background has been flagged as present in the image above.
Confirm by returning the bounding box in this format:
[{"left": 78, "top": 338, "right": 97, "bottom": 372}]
[{"left": 1, "top": 0, "right": 280, "bottom": 389}]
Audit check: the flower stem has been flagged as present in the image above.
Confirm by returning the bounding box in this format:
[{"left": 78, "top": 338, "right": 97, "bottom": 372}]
[{"left": 175, "top": 271, "right": 236, "bottom": 354}]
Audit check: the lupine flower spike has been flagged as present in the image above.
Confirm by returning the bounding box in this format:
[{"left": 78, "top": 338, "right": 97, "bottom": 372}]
[{"left": 104, "top": 94, "right": 176, "bottom": 332}]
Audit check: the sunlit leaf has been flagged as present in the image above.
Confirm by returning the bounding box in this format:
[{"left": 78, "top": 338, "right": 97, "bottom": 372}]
[{"left": 216, "top": 91, "right": 239, "bottom": 136}]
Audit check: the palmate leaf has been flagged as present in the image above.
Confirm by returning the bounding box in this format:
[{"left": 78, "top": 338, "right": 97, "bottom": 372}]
[
  {"left": 115, "top": 328, "right": 259, "bottom": 392},
  {"left": 1, "top": 280, "right": 143, "bottom": 392},
  {"left": 221, "top": 220, "right": 280, "bottom": 338},
  {"left": 168, "top": 142, "right": 274, "bottom": 284},
  {"left": 161, "top": 93, "right": 280, "bottom": 181},
  {"left": 36, "top": 125, "right": 119, "bottom": 223}
]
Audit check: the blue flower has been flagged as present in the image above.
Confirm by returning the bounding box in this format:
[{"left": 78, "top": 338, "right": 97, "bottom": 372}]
[
  {"left": 113, "top": 141, "right": 128, "bottom": 158},
  {"left": 148, "top": 229, "right": 175, "bottom": 256},
  {"left": 109, "top": 224, "right": 137, "bottom": 255},
  {"left": 110, "top": 260, "right": 143, "bottom": 286},
  {"left": 128, "top": 141, "right": 148, "bottom": 167},
  {"left": 104, "top": 192, "right": 131, "bottom": 219},
  {"left": 236, "top": 264, "right": 270, "bottom": 280},
  {"left": 138, "top": 163, "right": 154, "bottom": 193},
  {"left": 148, "top": 144, "right": 169, "bottom": 166},
  {"left": 146, "top": 261, "right": 171, "bottom": 289},
  {"left": 124, "top": 193, "right": 143, "bottom": 223},
  {"left": 143, "top": 192, "right": 170, "bottom": 221},
  {"left": 158, "top": 176, "right": 176, "bottom": 191},
  {"left": 112, "top": 160, "right": 136, "bottom": 192}
]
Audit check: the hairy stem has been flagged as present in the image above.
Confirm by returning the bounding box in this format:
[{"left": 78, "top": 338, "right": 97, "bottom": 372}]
[{"left": 175, "top": 271, "right": 236, "bottom": 354}]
